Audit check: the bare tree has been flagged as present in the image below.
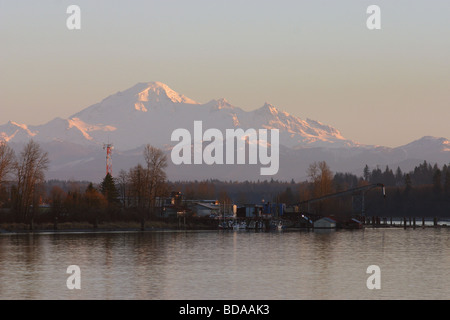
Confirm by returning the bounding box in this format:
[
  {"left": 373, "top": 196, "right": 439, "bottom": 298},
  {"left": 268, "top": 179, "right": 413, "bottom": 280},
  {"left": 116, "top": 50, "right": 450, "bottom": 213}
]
[
  {"left": 117, "top": 169, "right": 128, "bottom": 207},
  {"left": 307, "top": 161, "right": 334, "bottom": 214},
  {"left": 0, "top": 141, "right": 15, "bottom": 185},
  {"left": 307, "top": 161, "right": 334, "bottom": 198},
  {"left": 14, "top": 140, "right": 50, "bottom": 225},
  {"left": 127, "top": 163, "right": 147, "bottom": 210},
  {"left": 122, "top": 145, "right": 168, "bottom": 229},
  {"left": 143, "top": 144, "right": 168, "bottom": 215}
]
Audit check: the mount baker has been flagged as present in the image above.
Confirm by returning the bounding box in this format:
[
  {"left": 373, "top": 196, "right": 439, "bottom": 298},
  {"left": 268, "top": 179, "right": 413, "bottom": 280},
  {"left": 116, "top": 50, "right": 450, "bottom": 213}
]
[{"left": 1, "top": 82, "right": 448, "bottom": 182}]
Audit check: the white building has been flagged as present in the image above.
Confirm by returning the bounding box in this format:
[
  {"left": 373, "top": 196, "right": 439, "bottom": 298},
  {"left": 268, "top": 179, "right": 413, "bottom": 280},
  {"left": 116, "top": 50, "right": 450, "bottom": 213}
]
[
  {"left": 193, "top": 202, "right": 220, "bottom": 217},
  {"left": 314, "top": 217, "right": 337, "bottom": 229}
]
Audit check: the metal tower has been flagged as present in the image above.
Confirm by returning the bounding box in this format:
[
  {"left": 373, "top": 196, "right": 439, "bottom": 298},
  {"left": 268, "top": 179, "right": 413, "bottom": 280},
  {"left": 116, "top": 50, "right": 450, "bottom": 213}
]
[{"left": 103, "top": 143, "right": 114, "bottom": 176}]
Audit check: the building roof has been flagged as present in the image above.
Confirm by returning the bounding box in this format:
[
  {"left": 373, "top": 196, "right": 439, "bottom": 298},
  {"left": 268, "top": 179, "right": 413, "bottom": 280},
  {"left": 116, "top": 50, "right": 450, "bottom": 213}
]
[
  {"left": 317, "top": 217, "right": 337, "bottom": 223},
  {"left": 194, "top": 202, "right": 220, "bottom": 210}
]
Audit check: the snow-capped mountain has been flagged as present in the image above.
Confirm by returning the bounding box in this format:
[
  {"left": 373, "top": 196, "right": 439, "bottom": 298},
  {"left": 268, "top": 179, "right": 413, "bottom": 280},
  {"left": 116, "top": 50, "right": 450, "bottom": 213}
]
[
  {"left": 1, "top": 82, "right": 448, "bottom": 182},
  {"left": 0, "top": 82, "right": 360, "bottom": 150}
]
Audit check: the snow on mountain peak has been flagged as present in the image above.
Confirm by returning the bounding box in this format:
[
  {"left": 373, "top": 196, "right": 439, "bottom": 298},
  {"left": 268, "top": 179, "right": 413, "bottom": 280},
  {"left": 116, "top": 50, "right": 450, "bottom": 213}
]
[
  {"left": 305, "top": 118, "right": 344, "bottom": 138},
  {"left": 0, "top": 81, "right": 362, "bottom": 151},
  {"left": 9, "top": 121, "right": 37, "bottom": 137},
  {"left": 134, "top": 81, "right": 198, "bottom": 105},
  {"left": 69, "top": 81, "right": 200, "bottom": 125},
  {"left": 256, "top": 103, "right": 290, "bottom": 118},
  {"left": 261, "top": 102, "right": 278, "bottom": 114},
  {"left": 67, "top": 118, "right": 117, "bottom": 141}
]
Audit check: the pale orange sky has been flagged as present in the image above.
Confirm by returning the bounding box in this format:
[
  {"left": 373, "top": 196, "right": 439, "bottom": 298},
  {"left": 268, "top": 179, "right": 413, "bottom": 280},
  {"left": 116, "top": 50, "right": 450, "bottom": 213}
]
[{"left": 0, "top": 0, "right": 449, "bottom": 147}]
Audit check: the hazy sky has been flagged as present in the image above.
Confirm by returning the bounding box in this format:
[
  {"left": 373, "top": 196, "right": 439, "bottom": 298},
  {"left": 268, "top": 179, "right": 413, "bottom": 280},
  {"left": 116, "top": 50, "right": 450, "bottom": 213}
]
[{"left": 1, "top": 0, "right": 449, "bottom": 147}]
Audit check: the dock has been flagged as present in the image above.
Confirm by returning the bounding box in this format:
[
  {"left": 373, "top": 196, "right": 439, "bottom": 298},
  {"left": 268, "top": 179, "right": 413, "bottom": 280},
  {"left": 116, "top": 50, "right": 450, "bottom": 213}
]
[{"left": 362, "top": 216, "right": 448, "bottom": 229}]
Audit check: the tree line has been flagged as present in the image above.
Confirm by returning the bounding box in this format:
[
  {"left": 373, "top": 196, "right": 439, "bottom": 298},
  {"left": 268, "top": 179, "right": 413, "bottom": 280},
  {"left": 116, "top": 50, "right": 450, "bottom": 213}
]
[
  {"left": 362, "top": 161, "right": 450, "bottom": 191},
  {"left": 1, "top": 140, "right": 449, "bottom": 228},
  {"left": 0, "top": 141, "right": 169, "bottom": 228},
  {"left": 169, "top": 161, "right": 450, "bottom": 217}
]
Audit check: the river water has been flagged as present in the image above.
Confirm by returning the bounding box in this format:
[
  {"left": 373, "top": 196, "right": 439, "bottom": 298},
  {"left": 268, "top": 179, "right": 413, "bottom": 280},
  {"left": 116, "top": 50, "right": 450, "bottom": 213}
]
[{"left": 0, "top": 228, "right": 448, "bottom": 300}]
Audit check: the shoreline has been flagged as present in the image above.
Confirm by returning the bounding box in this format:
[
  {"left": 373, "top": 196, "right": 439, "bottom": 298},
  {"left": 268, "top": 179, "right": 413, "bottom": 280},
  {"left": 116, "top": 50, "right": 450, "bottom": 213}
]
[
  {"left": 0, "top": 220, "right": 217, "bottom": 235},
  {"left": 1, "top": 222, "right": 448, "bottom": 235}
]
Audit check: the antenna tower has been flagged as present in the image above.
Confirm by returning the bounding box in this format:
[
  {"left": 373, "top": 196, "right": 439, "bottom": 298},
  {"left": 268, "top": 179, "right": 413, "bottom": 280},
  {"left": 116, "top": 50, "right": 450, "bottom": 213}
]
[{"left": 103, "top": 143, "right": 114, "bottom": 176}]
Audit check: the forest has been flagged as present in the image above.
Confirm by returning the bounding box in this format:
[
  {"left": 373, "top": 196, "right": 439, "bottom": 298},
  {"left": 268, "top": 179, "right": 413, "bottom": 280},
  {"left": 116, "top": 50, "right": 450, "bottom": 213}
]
[
  {"left": 0, "top": 140, "right": 449, "bottom": 229},
  {"left": 168, "top": 160, "right": 450, "bottom": 218}
]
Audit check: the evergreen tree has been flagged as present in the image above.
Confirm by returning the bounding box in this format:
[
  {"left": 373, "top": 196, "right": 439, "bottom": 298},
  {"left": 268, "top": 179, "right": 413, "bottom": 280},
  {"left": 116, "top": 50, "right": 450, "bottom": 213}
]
[
  {"left": 432, "top": 169, "right": 442, "bottom": 195},
  {"left": 412, "top": 161, "right": 433, "bottom": 185},
  {"left": 363, "top": 165, "right": 371, "bottom": 182},
  {"left": 403, "top": 173, "right": 412, "bottom": 197},
  {"left": 395, "top": 167, "right": 403, "bottom": 186},
  {"left": 383, "top": 166, "right": 396, "bottom": 186},
  {"left": 100, "top": 173, "right": 120, "bottom": 205},
  {"left": 370, "top": 167, "right": 383, "bottom": 183},
  {"left": 444, "top": 169, "right": 450, "bottom": 197}
]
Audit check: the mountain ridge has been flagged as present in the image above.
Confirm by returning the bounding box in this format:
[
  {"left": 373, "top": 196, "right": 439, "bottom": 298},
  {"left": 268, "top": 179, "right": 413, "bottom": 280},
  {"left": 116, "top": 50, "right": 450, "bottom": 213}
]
[{"left": 1, "top": 81, "right": 448, "bottom": 182}]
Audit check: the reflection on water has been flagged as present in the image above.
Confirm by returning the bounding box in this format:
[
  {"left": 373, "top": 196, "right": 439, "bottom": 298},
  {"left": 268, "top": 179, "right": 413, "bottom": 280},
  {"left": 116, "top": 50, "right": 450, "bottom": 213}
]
[{"left": 0, "top": 229, "right": 449, "bottom": 300}]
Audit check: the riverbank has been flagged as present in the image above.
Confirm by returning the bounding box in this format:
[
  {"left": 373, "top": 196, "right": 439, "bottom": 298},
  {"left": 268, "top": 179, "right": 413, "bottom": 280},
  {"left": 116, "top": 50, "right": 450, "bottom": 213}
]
[
  {"left": 1, "top": 218, "right": 448, "bottom": 234},
  {"left": 0, "top": 219, "right": 216, "bottom": 234}
]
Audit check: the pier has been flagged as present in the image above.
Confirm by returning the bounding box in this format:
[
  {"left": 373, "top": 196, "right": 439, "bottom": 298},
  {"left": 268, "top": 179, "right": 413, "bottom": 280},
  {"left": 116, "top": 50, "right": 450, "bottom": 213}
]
[
  {"left": 362, "top": 216, "right": 448, "bottom": 229},
  {"left": 215, "top": 215, "right": 449, "bottom": 231}
]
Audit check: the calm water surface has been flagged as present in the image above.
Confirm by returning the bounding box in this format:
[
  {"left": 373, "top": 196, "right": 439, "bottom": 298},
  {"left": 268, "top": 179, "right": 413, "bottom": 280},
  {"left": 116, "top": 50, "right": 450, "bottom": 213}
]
[{"left": 0, "top": 228, "right": 449, "bottom": 300}]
